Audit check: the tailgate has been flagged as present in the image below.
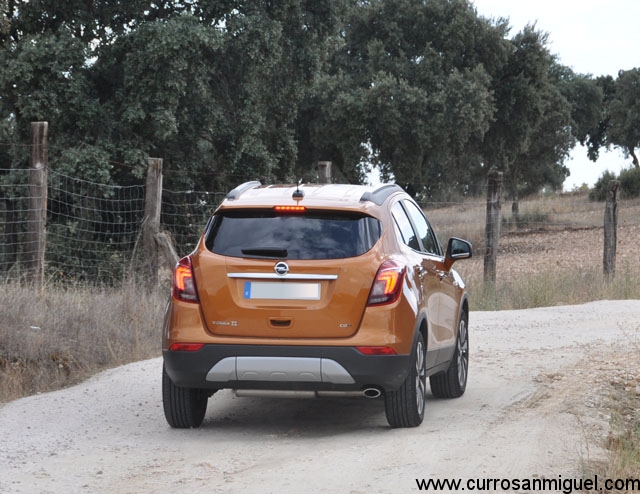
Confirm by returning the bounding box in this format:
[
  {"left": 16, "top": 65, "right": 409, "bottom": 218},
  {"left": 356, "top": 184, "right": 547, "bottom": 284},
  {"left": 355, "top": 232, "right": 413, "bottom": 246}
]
[{"left": 192, "top": 249, "right": 378, "bottom": 339}]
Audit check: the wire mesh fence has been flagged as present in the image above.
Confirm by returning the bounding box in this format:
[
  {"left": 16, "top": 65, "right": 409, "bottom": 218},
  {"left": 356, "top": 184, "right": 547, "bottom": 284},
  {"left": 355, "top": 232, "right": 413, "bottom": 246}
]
[
  {"left": 46, "top": 170, "right": 146, "bottom": 283},
  {"left": 0, "top": 168, "right": 32, "bottom": 277},
  {"left": 2, "top": 152, "right": 639, "bottom": 286},
  {"left": 0, "top": 160, "right": 228, "bottom": 284},
  {"left": 161, "top": 189, "right": 226, "bottom": 257}
]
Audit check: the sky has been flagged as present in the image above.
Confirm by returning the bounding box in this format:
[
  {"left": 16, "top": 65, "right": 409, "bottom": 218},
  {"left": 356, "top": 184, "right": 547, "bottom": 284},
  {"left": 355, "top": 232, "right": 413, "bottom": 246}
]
[{"left": 471, "top": 0, "right": 640, "bottom": 190}]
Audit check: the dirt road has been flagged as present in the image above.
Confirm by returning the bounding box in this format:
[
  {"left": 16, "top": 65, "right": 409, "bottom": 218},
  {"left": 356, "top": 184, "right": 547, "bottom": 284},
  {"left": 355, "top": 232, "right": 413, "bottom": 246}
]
[{"left": 1, "top": 300, "right": 638, "bottom": 493}]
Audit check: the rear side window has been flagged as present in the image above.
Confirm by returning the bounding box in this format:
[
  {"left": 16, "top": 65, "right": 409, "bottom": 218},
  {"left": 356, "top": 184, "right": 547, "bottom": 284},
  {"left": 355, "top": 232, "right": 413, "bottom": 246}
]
[
  {"left": 391, "top": 202, "right": 420, "bottom": 251},
  {"left": 205, "top": 209, "right": 382, "bottom": 260},
  {"left": 402, "top": 200, "right": 441, "bottom": 256}
]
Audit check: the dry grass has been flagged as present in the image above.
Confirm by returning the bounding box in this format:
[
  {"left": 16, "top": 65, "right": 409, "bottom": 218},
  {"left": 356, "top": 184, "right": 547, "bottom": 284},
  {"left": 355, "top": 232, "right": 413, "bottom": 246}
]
[
  {"left": 602, "top": 327, "right": 640, "bottom": 491},
  {"left": 604, "top": 397, "right": 640, "bottom": 491},
  {"left": 0, "top": 281, "right": 166, "bottom": 402},
  {"left": 427, "top": 191, "right": 640, "bottom": 311},
  {"left": 427, "top": 192, "right": 640, "bottom": 252}
]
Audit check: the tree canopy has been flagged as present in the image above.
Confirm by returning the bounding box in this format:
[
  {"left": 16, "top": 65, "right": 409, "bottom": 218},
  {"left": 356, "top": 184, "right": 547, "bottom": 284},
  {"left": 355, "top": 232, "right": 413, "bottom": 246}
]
[{"left": 1, "top": 0, "right": 635, "bottom": 196}]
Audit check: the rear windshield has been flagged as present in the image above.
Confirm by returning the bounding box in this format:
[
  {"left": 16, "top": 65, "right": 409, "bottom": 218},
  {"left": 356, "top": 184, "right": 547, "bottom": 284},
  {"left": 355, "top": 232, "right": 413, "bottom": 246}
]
[{"left": 205, "top": 209, "right": 382, "bottom": 260}]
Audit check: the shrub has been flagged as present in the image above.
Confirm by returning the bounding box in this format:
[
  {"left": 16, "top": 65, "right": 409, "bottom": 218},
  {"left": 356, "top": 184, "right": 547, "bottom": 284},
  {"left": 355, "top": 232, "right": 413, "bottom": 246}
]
[
  {"left": 619, "top": 167, "right": 640, "bottom": 199},
  {"left": 502, "top": 209, "right": 549, "bottom": 230},
  {"left": 589, "top": 170, "right": 618, "bottom": 202}
]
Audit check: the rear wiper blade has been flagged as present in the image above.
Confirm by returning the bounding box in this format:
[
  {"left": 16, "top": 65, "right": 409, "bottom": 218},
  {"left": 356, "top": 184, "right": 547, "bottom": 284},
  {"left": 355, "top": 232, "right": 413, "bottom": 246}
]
[{"left": 241, "top": 247, "right": 288, "bottom": 258}]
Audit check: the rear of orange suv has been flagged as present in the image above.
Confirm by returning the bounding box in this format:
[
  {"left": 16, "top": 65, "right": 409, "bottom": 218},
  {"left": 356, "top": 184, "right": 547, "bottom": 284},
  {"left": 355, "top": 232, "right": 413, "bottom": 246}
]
[{"left": 162, "top": 182, "right": 471, "bottom": 429}]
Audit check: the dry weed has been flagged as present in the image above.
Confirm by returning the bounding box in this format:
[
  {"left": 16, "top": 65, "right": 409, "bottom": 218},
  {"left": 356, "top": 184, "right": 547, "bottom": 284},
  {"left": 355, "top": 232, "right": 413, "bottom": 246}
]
[{"left": 0, "top": 281, "right": 166, "bottom": 402}]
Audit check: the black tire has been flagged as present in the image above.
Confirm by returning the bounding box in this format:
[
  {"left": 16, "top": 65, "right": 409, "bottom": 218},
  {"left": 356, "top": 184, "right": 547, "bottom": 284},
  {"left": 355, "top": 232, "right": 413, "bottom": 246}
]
[
  {"left": 430, "top": 309, "right": 468, "bottom": 399},
  {"left": 384, "top": 332, "right": 427, "bottom": 428},
  {"left": 162, "top": 364, "right": 209, "bottom": 428}
]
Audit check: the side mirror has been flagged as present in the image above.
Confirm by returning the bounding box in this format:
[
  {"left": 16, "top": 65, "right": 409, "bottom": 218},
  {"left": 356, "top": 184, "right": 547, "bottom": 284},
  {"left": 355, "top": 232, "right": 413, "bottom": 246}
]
[{"left": 444, "top": 237, "right": 472, "bottom": 271}]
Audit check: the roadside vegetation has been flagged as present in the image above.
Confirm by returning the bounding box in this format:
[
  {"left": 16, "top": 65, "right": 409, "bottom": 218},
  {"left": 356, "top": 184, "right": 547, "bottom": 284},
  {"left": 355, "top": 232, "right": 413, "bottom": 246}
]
[
  {"left": 0, "top": 281, "right": 166, "bottom": 402},
  {"left": 580, "top": 326, "right": 640, "bottom": 492},
  {"left": 603, "top": 371, "right": 640, "bottom": 488}
]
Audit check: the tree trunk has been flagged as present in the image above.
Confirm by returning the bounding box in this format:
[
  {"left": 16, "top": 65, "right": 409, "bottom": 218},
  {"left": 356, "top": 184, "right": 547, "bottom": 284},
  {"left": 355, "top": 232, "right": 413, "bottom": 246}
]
[
  {"left": 511, "top": 196, "right": 519, "bottom": 216},
  {"left": 629, "top": 147, "right": 639, "bottom": 168}
]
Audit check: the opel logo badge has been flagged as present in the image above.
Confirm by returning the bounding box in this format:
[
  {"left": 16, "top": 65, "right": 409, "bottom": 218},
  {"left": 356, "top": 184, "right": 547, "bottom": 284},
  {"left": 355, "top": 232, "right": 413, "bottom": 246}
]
[{"left": 274, "top": 261, "right": 289, "bottom": 276}]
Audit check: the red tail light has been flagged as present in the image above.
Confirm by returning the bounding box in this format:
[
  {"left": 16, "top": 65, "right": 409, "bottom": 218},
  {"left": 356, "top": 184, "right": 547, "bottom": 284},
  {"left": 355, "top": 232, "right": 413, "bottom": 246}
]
[
  {"left": 173, "top": 256, "right": 199, "bottom": 303},
  {"left": 367, "top": 260, "right": 405, "bottom": 306},
  {"left": 168, "top": 343, "right": 205, "bottom": 352},
  {"left": 356, "top": 346, "right": 397, "bottom": 355}
]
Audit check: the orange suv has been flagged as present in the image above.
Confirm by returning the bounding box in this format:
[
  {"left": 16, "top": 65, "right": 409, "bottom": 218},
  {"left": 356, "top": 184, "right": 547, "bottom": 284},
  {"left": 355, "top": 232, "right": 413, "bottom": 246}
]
[{"left": 162, "top": 182, "right": 472, "bottom": 428}]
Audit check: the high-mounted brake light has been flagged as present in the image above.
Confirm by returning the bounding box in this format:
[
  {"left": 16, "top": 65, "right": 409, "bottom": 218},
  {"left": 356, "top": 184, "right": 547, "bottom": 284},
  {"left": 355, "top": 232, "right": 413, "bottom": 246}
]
[
  {"left": 367, "top": 260, "right": 406, "bottom": 306},
  {"left": 274, "top": 205, "right": 306, "bottom": 213},
  {"left": 173, "top": 256, "right": 199, "bottom": 303}
]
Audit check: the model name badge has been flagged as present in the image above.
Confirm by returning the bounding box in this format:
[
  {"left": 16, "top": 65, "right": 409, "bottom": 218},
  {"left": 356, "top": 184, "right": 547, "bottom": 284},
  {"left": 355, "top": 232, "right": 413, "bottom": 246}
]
[{"left": 212, "top": 320, "right": 238, "bottom": 327}]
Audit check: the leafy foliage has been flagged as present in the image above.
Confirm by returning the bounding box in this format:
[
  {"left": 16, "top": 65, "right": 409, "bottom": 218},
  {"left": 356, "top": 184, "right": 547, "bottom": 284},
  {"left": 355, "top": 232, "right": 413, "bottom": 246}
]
[
  {"left": 1, "top": 0, "right": 634, "bottom": 198},
  {"left": 589, "top": 170, "right": 618, "bottom": 202},
  {"left": 589, "top": 167, "right": 640, "bottom": 201},
  {"left": 607, "top": 69, "right": 640, "bottom": 169},
  {"left": 619, "top": 167, "right": 640, "bottom": 199}
]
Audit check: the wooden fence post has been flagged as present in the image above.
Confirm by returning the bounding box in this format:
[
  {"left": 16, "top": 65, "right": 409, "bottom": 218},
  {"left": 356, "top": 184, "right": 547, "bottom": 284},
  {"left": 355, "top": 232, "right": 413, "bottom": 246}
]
[
  {"left": 603, "top": 180, "right": 620, "bottom": 278},
  {"left": 143, "top": 157, "right": 163, "bottom": 286},
  {"left": 25, "top": 122, "right": 48, "bottom": 288},
  {"left": 484, "top": 170, "right": 503, "bottom": 283},
  {"left": 318, "top": 161, "right": 332, "bottom": 184}
]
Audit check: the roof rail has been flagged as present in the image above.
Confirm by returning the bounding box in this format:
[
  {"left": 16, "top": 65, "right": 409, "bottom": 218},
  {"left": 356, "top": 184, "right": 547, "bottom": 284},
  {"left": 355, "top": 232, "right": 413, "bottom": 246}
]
[
  {"left": 226, "top": 181, "right": 262, "bottom": 200},
  {"left": 359, "top": 184, "right": 404, "bottom": 205}
]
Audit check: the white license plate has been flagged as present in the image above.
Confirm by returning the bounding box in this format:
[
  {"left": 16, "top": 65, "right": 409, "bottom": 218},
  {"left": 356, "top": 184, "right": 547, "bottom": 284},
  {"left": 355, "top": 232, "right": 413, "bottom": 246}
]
[{"left": 243, "top": 281, "right": 321, "bottom": 300}]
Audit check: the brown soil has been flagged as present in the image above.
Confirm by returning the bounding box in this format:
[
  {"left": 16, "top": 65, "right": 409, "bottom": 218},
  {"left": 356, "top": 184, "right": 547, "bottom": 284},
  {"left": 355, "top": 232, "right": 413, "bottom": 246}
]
[{"left": 459, "top": 224, "right": 640, "bottom": 280}]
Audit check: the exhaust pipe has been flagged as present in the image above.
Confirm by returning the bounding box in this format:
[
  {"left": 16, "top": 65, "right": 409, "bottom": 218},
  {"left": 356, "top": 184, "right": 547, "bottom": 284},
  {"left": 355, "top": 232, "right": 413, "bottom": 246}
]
[
  {"left": 234, "top": 388, "right": 383, "bottom": 399},
  {"left": 363, "top": 387, "right": 382, "bottom": 399}
]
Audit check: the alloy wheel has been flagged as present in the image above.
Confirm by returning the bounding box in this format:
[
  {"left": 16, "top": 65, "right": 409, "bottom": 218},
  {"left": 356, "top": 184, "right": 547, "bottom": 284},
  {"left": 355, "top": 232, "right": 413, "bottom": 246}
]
[
  {"left": 415, "top": 338, "right": 427, "bottom": 414},
  {"left": 457, "top": 319, "right": 469, "bottom": 388}
]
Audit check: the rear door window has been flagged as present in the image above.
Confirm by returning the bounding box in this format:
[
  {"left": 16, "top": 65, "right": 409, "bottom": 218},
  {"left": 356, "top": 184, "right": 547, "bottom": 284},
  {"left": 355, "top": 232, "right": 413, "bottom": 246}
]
[{"left": 205, "top": 209, "right": 382, "bottom": 260}]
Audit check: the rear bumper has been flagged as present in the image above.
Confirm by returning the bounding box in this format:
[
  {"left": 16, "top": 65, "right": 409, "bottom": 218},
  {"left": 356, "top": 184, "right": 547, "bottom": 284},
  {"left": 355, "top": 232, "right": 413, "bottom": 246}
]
[{"left": 163, "top": 344, "right": 411, "bottom": 392}]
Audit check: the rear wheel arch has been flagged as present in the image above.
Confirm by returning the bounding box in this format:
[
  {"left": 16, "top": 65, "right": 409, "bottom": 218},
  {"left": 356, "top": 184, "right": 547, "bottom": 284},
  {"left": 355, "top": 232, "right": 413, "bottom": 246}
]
[
  {"left": 412, "top": 310, "right": 429, "bottom": 347},
  {"left": 429, "top": 304, "right": 469, "bottom": 399},
  {"left": 460, "top": 297, "right": 469, "bottom": 324}
]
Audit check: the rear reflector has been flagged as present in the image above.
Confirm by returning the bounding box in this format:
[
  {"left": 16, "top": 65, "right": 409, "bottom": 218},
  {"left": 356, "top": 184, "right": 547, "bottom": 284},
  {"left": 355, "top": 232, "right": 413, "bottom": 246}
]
[
  {"left": 173, "top": 256, "right": 199, "bottom": 303},
  {"left": 356, "top": 346, "right": 397, "bottom": 355},
  {"left": 274, "top": 205, "right": 306, "bottom": 213},
  {"left": 366, "top": 260, "right": 406, "bottom": 306},
  {"left": 168, "top": 343, "right": 205, "bottom": 352}
]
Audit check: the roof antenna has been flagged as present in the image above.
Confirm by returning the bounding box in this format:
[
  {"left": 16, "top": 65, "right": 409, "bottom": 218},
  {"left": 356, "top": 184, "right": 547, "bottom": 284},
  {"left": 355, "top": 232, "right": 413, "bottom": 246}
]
[{"left": 292, "top": 179, "right": 304, "bottom": 200}]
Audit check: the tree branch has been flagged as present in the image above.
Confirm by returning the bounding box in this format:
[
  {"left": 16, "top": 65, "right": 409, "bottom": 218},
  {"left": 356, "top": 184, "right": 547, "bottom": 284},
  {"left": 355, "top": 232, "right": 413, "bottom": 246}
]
[{"left": 629, "top": 147, "right": 639, "bottom": 169}]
